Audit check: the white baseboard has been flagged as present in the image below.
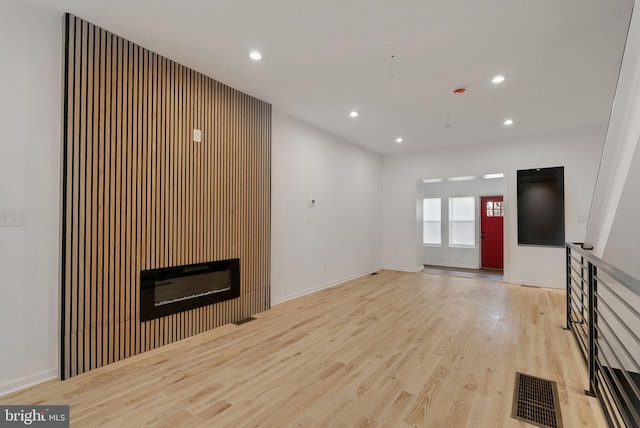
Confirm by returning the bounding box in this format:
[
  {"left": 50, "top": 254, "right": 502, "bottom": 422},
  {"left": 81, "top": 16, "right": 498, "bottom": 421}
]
[
  {"left": 423, "top": 262, "right": 479, "bottom": 270},
  {"left": 272, "top": 267, "right": 382, "bottom": 306},
  {"left": 0, "top": 368, "right": 58, "bottom": 397}
]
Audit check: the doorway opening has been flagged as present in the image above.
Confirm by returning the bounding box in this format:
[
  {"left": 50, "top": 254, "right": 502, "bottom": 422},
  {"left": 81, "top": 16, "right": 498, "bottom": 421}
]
[{"left": 417, "top": 174, "right": 505, "bottom": 278}]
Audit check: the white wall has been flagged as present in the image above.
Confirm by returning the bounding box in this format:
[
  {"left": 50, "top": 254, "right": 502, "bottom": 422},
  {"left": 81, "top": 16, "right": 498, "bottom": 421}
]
[
  {"left": 271, "top": 108, "right": 382, "bottom": 304},
  {"left": 383, "top": 126, "right": 605, "bottom": 288},
  {"left": 585, "top": 5, "right": 640, "bottom": 258},
  {"left": 602, "top": 140, "right": 640, "bottom": 279},
  {"left": 420, "top": 177, "right": 504, "bottom": 269},
  {"left": 0, "top": 0, "right": 61, "bottom": 395},
  {"left": 584, "top": 5, "right": 640, "bottom": 280}
]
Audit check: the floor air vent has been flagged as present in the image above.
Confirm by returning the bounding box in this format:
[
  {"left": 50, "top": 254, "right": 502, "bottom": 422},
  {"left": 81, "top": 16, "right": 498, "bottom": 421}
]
[
  {"left": 512, "top": 372, "right": 563, "bottom": 428},
  {"left": 233, "top": 317, "right": 257, "bottom": 326}
]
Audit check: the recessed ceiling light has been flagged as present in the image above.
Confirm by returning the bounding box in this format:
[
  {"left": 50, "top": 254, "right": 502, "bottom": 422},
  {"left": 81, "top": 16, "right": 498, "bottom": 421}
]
[
  {"left": 504, "top": 119, "right": 514, "bottom": 126},
  {"left": 492, "top": 75, "right": 505, "bottom": 84},
  {"left": 349, "top": 111, "right": 359, "bottom": 118},
  {"left": 249, "top": 51, "right": 262, "bottom": 61},
  {"left": 395, "top": 137, "right": 403, "bottom": 143},
  {"left": 422, "top": 178, "right": 443, "bottom": 183}
]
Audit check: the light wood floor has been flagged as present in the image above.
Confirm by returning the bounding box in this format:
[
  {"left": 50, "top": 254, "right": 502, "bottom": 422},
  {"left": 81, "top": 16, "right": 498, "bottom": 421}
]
[
  {"left": 2, "top": 270, "right": 606, "bottom": 427},
  {"left": 423, "top": 265, "right": 504, "bottom": 281}
]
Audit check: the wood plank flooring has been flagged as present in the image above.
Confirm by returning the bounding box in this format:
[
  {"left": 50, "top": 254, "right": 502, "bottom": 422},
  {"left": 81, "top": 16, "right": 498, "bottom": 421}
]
[
  {"left": 423, "top": 265, "right": 504, "bottom": 281},
  {"left": 1, "top": 270, "right": 606, "bottom": 427}
]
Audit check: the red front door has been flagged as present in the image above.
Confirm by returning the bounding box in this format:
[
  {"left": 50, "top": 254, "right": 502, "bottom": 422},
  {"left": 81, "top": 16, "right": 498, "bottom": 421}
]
[{"left": 481, "top": 196, "right": 504, "bottom": 269}]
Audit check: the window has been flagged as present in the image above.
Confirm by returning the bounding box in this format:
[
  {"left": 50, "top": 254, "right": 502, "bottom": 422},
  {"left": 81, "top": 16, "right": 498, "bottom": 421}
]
[
  {"left": 486, "top": 201, "right": 504, "bottom": 217},
  {"left": 423, "top": 198, "right": 441, "bottom": 245},
  {"left": 449, "top": 196, "right": 475, "bottom": 247}
]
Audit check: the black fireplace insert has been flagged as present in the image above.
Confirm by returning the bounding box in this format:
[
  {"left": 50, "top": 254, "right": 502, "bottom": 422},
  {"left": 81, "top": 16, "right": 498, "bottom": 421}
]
[{"left": 140, "top": 258, "right": 240, "bottom": 321}]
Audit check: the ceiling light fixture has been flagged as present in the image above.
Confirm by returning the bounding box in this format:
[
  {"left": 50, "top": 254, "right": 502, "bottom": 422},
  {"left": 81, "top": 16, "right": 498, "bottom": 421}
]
[
  {"left": 249, "top": 51, "right": 262, "bottom": 61},
  {"left": 504, "top": 119, "right": 514, "bottom": 125},
  {"left": 422, "top": 178, "right": 443, "bottom": 183},
  {"left": 349, "top": 111, "right": 359, "bottom": 118},
  {"left": 492, "top": 75, "right": 505, "bottom": 84},
  {"left": 483, "top": 173, "right": 504, "bottom": 179},
  {"left": 395, "top": 137, "right": 403, "bottom": 143},
  {"left": 448, "top": 176, "right": 477, "bottom": 182}
]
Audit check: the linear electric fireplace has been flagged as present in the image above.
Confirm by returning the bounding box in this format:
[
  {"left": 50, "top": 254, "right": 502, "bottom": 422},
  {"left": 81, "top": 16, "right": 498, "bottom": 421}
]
[{"left": 140, "top": 259, "right": 240, "bottom": 321}]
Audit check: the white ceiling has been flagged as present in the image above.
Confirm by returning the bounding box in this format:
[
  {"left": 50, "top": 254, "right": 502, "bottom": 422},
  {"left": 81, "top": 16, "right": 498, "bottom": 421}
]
[{"left": 26, "top": 0, "right": 634, "bottom": 154}]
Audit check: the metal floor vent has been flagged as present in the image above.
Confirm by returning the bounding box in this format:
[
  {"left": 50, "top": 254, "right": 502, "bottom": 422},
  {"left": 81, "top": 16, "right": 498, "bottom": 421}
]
[
  {"left": 233, "top": 317, "right": 257, "bottom": 326},
  {"left": 512, "top": 372, "right": 563, "bottom": 428}
]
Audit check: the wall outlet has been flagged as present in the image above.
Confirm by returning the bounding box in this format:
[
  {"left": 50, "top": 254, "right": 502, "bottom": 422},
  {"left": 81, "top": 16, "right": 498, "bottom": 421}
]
[
  {"left": 0, "top": 209, "right": 23, "bottom": 227},
  {"left": 193, "top": 128, "right": 202, "bottom": 143}
]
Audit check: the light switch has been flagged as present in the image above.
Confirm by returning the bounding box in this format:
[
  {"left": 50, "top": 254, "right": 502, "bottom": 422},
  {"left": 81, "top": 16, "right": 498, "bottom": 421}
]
[
  {"left": 193, "top": 129, "right": 202, "bottom": 143},
  {"left": 0, "top": 209, "right": 23, "bottom": 227}
]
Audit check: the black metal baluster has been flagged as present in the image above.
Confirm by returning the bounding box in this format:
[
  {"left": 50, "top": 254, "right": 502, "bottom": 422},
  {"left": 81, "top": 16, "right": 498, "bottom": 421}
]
[
  {"left": 586, "top": 261, "right": 597, "bottom": 397},
  {"left": 566, "top": 245, "right": 572, "bottom": 330}
]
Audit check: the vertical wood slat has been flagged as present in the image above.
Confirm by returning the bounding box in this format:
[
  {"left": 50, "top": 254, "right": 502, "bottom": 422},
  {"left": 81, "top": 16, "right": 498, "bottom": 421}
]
[
  {"left": 101, "top": 29, "right": 110, "bottom": 367},
  {"left": 77, "top": 19, "right": 88, "bottom": 377},
  {"left": 61, "top": 14, "right": 74, "bottom": 380},
  {"left": 61, "top": 14, "right": 271, "bottom": 379},
  {"left": 89, "top": 24, "right": 100, "bottom": 371}
]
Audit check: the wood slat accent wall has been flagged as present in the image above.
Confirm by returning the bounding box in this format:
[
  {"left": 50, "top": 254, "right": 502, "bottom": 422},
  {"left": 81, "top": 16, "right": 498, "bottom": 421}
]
[{"left": 61, "top": 14, "right": 271, "bottom": 379}]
